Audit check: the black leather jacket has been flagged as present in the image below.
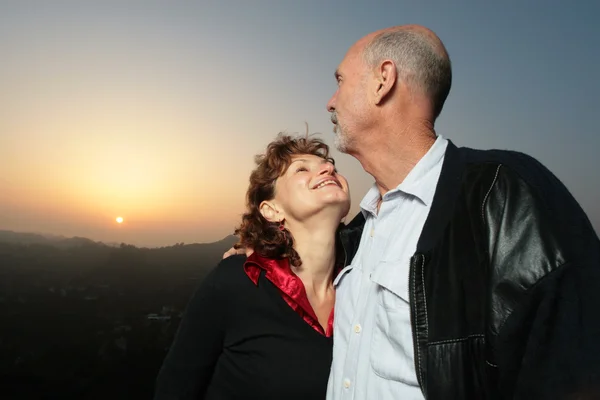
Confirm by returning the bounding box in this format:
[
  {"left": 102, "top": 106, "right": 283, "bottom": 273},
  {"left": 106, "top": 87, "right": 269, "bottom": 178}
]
[{"left": 339, "top": 141, "right": 600, "bottom": 399}]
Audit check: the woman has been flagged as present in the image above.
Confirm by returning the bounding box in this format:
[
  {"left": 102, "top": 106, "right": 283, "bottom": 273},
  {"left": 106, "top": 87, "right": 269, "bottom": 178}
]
[{"left": 154, "top": 133, "right": 350, "bottom": 399}]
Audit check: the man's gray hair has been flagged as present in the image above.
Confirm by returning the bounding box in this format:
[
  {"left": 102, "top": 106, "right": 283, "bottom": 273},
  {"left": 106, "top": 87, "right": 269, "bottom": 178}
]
[{"left": 363, "top": 30, "right": 452, "bottom": 119}]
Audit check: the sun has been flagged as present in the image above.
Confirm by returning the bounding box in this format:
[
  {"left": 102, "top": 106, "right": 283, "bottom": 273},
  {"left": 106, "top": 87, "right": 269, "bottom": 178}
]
[{"left": 116, "top": 216, "right": 124, "bottom": 224}]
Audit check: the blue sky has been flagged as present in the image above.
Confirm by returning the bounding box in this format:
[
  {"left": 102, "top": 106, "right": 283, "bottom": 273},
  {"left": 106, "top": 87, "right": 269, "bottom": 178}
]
[{"left": 1, "top": 1, "right": 598, "bottom": 245}]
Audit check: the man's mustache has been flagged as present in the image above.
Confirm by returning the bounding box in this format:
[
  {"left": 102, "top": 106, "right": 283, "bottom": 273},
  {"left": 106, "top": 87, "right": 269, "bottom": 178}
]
[{"left": 330, "top": 112, "right": 338, "bottom": 125}]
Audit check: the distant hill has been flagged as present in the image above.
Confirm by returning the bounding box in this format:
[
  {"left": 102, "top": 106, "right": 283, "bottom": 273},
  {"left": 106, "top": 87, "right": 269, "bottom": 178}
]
[
  {"left": 0, "top": 230, "right": 239, "bottom": 399},
  {"left": 0, "top": 230, "right": 107, "bottom": 249},
  {"left": 0, "top": 229, "right": 237, "bottom": 251}
]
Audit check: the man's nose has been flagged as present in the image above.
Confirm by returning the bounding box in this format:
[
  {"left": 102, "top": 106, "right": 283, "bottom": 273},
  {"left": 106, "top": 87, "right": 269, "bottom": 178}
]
[{"left": 326, "top": 92, "right": 337, "bottom": 112}]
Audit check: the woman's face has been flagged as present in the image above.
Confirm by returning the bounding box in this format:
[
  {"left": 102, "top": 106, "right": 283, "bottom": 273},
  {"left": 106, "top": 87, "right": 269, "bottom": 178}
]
[{"left": 271, "top": 154, "right": 350, "bottom": 223}]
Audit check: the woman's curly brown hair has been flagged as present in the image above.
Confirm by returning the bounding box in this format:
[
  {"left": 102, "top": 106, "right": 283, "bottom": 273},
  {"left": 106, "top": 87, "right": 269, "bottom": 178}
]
[{"left": 234, "top": 132, "right": 335, "bottom": 267}]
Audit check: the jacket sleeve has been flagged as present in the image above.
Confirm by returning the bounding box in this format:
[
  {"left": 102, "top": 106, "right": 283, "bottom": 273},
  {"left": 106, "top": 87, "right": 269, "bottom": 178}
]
[
  {"left": 496, "top": 261, "right": 600, "bottom": 399},
  {"left": 153, "top": 266, "right": 227, "bottom": 399},
  {"left": 484, "top": 165, "right": 600, "bottom": 399}
]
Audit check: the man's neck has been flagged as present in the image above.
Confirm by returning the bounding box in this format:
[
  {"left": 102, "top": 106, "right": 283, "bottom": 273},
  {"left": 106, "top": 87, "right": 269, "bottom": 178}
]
[{"left": 354, "top": 122, "right": 437, "bottom": 198}]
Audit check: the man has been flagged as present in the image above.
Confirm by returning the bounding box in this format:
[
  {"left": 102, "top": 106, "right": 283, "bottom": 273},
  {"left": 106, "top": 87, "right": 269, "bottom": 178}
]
[
  {"left": 324, "top": 25, "right": 600, "bottom": 399},
  {"left": 225, "top": 25, "right": 600, "bottom": 399}
]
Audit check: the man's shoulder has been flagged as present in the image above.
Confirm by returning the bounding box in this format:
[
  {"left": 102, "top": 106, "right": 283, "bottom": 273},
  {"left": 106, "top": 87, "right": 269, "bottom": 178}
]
[
  {"left": 455, "top": 144, "right": 596, "bottom": 253},
  {"left": 458, "top": 145, "right": 544, "bottom": 172},
  {"left": 456, "top": 145, "right": 560, "bottom": 194}
]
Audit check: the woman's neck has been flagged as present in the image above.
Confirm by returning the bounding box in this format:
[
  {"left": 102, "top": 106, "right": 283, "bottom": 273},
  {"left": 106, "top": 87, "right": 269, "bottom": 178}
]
[{"left": 288, "top": 219, "right": 339, "bottom": 299}]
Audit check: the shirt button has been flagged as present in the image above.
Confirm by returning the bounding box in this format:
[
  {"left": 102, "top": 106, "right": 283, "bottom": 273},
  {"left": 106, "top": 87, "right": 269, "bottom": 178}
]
[
  {"left": 354, "top": 324, "right": 361, "bottom": 333},
  {"left": 343, "top": 378, "right": 351, "bottom": 388},
  {"left": 370, "top": 228, "right": 374, "bottom": 237}
]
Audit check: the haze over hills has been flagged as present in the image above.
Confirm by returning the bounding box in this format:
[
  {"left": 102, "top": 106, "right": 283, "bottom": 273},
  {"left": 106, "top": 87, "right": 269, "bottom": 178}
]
[{"left": 0, "top": 229, "right": 238, "bottom": 250}]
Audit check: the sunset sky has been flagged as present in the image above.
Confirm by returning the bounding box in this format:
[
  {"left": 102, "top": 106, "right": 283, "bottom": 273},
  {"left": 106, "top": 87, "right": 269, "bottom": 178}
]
[{"left": 1, "top": 1, "right": 599, "bottom": 247}]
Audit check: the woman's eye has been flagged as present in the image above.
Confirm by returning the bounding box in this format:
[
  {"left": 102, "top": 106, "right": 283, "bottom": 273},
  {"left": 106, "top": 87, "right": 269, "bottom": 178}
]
[{"left": 296, "top": 167, "right": 308, "bottom": 173}]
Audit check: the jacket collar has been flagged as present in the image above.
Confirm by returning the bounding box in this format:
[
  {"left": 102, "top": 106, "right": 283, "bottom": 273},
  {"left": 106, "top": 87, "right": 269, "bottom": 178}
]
[{"left": 416, "top": 140, "right": 466, "bottom": 253}]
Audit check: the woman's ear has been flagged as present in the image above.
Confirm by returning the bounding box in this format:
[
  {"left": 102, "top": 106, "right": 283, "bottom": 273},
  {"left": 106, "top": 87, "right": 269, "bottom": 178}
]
[{"left": 259, "top": 200, "right": 283, "bottom": 223}]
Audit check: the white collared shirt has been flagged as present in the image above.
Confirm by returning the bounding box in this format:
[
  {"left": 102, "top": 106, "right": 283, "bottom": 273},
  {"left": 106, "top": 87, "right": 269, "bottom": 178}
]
[{"left": 327, "top": 135, "right": 448, "bottom": 400}]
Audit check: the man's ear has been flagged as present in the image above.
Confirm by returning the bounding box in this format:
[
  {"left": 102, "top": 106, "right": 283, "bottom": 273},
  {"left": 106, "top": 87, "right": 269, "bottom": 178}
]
[
  {"left": 259, "top": 200, "right": 283, "bottom": 223},
  {"left": 374, "top": 60, "right": 397, "bottom": 105}
]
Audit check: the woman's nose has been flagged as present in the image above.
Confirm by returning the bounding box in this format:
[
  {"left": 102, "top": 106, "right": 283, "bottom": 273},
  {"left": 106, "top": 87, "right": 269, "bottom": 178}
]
[{"left": 318, "top": 163, "right": 334, "bottom": 175}]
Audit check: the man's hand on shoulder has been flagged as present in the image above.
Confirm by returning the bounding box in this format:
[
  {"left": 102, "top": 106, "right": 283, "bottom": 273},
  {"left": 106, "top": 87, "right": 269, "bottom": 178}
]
[{"left": 222, "top": 246, "right": 254, "bottom": 259}]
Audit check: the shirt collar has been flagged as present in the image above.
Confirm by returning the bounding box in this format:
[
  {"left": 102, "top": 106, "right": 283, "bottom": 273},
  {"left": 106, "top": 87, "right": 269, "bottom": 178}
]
[
  {"left": 360, "top": 135, "right": 448, "bottom": 216},
  {"left": 400, "top": 134, "right": 448, "bottom": 206},
  {"left": 333, "top": 264, "right": 354, "bottom": 287},
  {"left": 243, "top": 253, "right": 338, "bottom": 337}
]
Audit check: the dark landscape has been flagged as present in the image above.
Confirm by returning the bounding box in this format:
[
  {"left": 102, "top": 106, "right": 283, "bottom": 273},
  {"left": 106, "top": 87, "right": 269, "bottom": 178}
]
[{"left": 0, "top": 230, "right": 237, "bottom": 399}]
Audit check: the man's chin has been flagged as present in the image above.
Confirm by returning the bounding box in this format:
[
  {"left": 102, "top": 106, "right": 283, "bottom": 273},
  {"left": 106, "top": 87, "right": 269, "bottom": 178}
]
[{"left": 333, "top": 134, "right": 349, "bottom": 153}]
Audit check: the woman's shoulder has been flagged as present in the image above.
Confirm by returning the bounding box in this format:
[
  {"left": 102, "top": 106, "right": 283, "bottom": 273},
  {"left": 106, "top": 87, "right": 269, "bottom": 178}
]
[
  {"left": 214, "top": 254, "right": 248, "bottom": 273},
  {"left": 203, "top": 254, "right": 252, "bottom": 288},
  {"left": 185, "top": 255, "right": 253, "bottom": 309}
]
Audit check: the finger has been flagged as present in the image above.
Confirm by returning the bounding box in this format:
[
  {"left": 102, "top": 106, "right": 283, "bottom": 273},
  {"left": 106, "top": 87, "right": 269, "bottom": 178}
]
[{"left": 222, "top": 248, "right": 235, "bottom": 259}]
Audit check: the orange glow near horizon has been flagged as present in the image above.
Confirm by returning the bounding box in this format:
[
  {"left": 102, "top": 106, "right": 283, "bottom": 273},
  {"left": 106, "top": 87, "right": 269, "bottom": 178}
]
[{"left": 0, "top": 5, "right": 387, "bottom": 247}]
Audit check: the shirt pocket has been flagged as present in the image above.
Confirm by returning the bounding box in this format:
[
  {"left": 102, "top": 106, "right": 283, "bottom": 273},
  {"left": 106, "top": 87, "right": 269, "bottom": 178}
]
[{"left": 369, "top": 261, "right": 419, "bottom": 385}]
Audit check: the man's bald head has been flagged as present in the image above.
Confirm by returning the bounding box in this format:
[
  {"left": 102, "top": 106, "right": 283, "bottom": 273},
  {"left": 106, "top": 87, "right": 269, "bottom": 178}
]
[{"left": 361, "top": 25, "right": 452, "bottom": 120}]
